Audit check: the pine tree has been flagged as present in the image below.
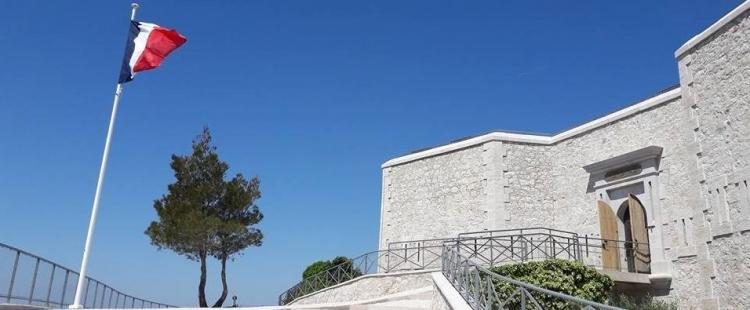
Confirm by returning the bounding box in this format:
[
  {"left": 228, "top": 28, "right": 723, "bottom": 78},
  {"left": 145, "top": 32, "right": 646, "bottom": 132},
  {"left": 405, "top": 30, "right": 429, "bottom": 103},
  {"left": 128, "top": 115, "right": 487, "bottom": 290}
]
[{"left": 145, "top": 128, "right": 263, "bottom": 307}]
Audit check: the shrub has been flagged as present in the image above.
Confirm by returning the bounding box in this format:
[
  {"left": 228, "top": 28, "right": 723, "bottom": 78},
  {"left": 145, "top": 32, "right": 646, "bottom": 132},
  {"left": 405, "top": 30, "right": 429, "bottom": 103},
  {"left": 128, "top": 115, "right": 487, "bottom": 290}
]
[
  {"left": 489, "top": 259, "right": 614, "bottom": 309},
  {"left": 609, "top": 294, "right": 678, "bottom": 310},
  {"left": 302, "top": 260, "right": 333, "bottom": 279},
  {"left": 281, "top": 257, "right": 365, "bottom": 305}
]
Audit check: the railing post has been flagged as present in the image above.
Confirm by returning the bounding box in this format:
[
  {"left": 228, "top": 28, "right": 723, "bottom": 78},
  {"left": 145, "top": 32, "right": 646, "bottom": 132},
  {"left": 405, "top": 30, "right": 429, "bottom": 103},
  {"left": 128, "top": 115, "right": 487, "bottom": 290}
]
[
  {"left": 60, "top": 270, "right": 70, "bottom": 306},
  {"left": 417, "top": 242, "right": 421, "bottom": 263},
  {"left": 29, "top": 257, "right": 40, "bottom": 303},
  {"left": 46, "top": 265, "right": 56, "bottom": 306},
  {"left": 108, "top": 288, "right": 114, "bottom": 308},
  {"left": 585, "top": 235, "right": 589, "bottom": 256},
  {"left": 100, "top": 286, "right": 107, "bottom": 308},
  {"left": 489, "top": 235, "right": 495, "bottom": 267},
  {"left": 569, "top": 233, "right": 576, "bottom": 260},
  {"left": 7, "top": 251, "right": 20, "bottom": 303},
  {"left": 388, "top": 249, "right": 391, "bottom": 270},
  {"left": 527, "top": 237, "right": 533, "bottom": 261},
  {"left": 552, "top": 237, "right": 557, "bottom": 259},
  {"left": 83, "top": 278, "right": 91, "bottom": 307},
  {"left": 92, "top": 281, "right": 99, "bottom": 307},
  {"left": 364, "top": 253, "right": 369, "bottom": 274}
]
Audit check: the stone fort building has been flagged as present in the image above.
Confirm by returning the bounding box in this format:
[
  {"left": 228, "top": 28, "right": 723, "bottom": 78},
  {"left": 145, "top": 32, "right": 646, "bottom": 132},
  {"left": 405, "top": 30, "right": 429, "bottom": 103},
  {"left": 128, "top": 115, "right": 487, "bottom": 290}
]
[{"left": 379, "top": 1, "right": 750, "bottom": 308}]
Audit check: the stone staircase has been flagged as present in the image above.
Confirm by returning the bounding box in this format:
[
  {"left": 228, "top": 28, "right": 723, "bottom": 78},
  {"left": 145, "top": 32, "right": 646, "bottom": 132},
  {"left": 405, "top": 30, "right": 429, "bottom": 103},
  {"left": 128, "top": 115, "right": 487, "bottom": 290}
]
[{"left": 348, "top": 289, "right": 432, "bottom": 310}]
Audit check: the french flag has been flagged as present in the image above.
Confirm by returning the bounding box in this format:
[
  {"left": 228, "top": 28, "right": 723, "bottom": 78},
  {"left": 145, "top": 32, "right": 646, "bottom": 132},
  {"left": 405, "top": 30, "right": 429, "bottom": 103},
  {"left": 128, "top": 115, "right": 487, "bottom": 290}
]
[{"left": 119, "top": 21, "right": 187, "bottom": 83}]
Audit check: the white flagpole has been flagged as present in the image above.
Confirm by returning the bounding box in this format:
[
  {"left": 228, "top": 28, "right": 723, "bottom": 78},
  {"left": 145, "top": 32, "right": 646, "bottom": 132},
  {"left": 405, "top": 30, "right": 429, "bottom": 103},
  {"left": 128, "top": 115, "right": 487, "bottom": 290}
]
[{"left": 69, "top": 3, "right": 139, "bottom": 309}]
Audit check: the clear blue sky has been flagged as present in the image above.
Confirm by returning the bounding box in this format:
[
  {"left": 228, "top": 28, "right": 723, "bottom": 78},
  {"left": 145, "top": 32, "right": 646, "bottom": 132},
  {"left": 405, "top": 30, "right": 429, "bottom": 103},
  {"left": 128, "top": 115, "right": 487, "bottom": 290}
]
[{"left": 0, "top": 0, "right": 740, "bottom": 306}]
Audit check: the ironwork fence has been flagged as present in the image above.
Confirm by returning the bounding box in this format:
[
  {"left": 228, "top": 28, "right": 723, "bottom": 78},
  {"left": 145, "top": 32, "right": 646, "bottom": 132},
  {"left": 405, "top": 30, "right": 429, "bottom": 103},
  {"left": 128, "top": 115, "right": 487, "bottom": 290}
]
[
  {"left": 0, "top": 242, "right": 173, "bottom": 308},
  {"left": 387, "top": 237, "right": 458, "bottom": 251},
  {"left": 278, "top": 227, "right": 650, "bottom": 306},
  {"left": 442, "top": 245, "right": 624, "bottom": 310},
  {"left": 576, "top": 235, "right": 650, "bottom": 273},
  {"left": 457, "top": 228, "right": 650, "bottom": 274},
  {"left": 278, "top": 244, "right": 444, "bottom": 305},
  {"left": 456, "top": 228, "right": 582, "bottom": 266}
]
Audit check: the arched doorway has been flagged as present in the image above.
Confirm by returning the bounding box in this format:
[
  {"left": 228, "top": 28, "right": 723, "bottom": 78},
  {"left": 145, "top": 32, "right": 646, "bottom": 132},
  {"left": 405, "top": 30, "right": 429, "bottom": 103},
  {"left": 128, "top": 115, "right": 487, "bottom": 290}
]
[
  {"left": 619, "top": 194, "right": 651, "bottom": 273},
  {"left": 597, "top": 194, "right": 651, "bottom": 273}
]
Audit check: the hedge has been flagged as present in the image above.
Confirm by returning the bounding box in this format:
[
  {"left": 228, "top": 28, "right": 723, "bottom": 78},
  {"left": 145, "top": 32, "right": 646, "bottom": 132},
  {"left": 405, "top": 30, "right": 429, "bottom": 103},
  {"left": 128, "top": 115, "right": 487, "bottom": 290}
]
[{"left": 488, "top": 259, "right": 614, "bottom": 309}]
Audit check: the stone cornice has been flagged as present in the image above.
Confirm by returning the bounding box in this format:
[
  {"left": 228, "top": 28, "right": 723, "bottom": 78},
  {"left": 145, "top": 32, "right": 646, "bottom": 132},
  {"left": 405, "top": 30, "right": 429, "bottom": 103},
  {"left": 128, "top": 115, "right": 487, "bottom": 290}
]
[
  {"left": 382, "top": 88, "right": 681, "bottom": 168},
  {"left": 675, "top": 0, "right": 750, "bottom": 58},
  {"left": 582, "top": 146, "right": 664, "bottom": 174}
]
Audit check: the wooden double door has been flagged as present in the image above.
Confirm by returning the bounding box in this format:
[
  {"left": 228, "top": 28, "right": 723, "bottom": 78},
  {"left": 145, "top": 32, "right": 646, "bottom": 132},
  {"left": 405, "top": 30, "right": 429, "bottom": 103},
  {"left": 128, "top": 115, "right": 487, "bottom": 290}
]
[{"left": 597, "top": 194, "right": 651, "bottom": 273}]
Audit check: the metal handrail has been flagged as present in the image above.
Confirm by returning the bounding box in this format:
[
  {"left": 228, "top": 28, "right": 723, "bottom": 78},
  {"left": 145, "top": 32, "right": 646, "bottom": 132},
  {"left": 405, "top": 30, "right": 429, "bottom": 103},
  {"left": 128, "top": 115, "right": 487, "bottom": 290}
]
[
  {"left": 387, "top": 236, "right": 457, "bottom": 249},
  {"left": 278, "top": 244, "right": 444, "bottom": 305},
  {"left": 576, "top": 235, "right": 651, "bottom": 273},
  {"left": 442, "top": 245, "right": 624, "bottom": 310},
  {"left": 278, "top": 227, "right": 651, "bottom": 306},
  {"left": 1, "top": 241, "right": 174, "bottom": 308},
  {"left": 454, "top": 228, "right": 583, "bottom": 268},
  {"left": 458, "top": 227, "right": 579, "bottom": 239}
]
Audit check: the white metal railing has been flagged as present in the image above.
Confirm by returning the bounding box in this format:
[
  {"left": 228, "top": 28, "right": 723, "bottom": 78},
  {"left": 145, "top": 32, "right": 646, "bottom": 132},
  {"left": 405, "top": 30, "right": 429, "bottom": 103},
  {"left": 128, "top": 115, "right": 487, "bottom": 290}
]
[
  {"left": 442, "top": 245, "right": 624, "bottom": 310},
  {"left": 0, "top": 242, "right": 173, "bottom": 308}
]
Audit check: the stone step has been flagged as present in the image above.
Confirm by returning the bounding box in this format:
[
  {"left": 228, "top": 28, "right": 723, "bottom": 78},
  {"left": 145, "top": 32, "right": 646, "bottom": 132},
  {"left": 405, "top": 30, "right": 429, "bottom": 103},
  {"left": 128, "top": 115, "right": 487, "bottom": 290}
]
[{"left": 349, "top": 299, "right": 431, "bottom": 310}]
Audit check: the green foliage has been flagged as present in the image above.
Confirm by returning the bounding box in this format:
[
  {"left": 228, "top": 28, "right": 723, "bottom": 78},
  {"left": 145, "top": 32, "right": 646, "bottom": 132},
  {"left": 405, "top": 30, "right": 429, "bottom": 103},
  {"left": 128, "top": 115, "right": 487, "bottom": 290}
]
[
  {"left": 330, "top": 256, "right": 361, "bottom": 278},
  {"left": 302, "top": 256, "right": 362, "bottom": 281},
  {"left": 295, "top": 255, "right": 363, "bottom": 300},
  {"left": 283, "top": 257, "right": 363, "bottom": 304},
  {"left": 489, "top": 259, "right": 614, "bottom": 310},
  {"left": 212, "top": 171, "right": 263, "bottom": 262},
  {"left": 609, "top": 294, "right": 678, "bottom": 310},
  {"left": 303, "top": 261, "right": 333, "bottom": 279},
  {"left": 145, "top": 128, "right": 263, "bottom": 307}
]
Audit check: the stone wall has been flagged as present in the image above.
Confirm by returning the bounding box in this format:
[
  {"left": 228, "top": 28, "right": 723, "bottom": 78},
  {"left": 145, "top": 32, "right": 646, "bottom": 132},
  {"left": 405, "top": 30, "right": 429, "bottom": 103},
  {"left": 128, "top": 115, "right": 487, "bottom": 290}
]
[
  {"left": 502, "top": 143, "right": 555, "bottom": 230},
  {"left": 382, "top": 95, "right": 702, "bottom": 301},
  {"left": 379, "top": 145, "right": 488, "bottom": 250},
  {"left": 548, "top": 96, "right": 698, "bottom": 233},
  {"left": 676, "top": 3, "right": 750, "bottom": 308},
  {"left": 290, "top": 270, "right": 434, "bottom": 305},
  {"left": 550, "top": 96, "right": 707, "bottom": 308}
]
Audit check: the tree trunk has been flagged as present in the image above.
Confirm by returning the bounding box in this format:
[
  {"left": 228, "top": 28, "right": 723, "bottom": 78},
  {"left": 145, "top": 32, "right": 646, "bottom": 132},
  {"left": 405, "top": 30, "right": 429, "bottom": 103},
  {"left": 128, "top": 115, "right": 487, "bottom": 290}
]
[
  {"left": 199, "top": 253, "right": 208, "bottom": 307},
  {"left": 212, "top": 257, "right": 229, "bottom": 307}
]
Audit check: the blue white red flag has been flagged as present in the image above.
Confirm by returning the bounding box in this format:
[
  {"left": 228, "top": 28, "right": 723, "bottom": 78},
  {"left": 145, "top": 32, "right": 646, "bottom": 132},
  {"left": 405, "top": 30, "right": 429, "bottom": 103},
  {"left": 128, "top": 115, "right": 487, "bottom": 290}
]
[{"left": 119, "top": 21, "right": 187, "bottom": 83}]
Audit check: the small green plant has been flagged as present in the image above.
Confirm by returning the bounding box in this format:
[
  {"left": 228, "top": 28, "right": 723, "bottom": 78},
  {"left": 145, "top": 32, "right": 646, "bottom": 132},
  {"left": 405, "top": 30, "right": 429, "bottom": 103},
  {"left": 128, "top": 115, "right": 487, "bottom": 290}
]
[
  {"left": 489, "top": 259, "right": 614, "bottom": 309},
  {"left": 609, "top": 294, "right": 678, "bottom": 310}
]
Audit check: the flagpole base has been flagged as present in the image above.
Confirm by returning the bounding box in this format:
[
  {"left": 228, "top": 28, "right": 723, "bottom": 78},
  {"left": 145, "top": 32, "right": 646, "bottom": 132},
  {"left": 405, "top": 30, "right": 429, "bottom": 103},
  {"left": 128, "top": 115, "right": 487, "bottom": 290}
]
[{"left": 68, "top": 304, "right": 84, "bottom": 309}]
